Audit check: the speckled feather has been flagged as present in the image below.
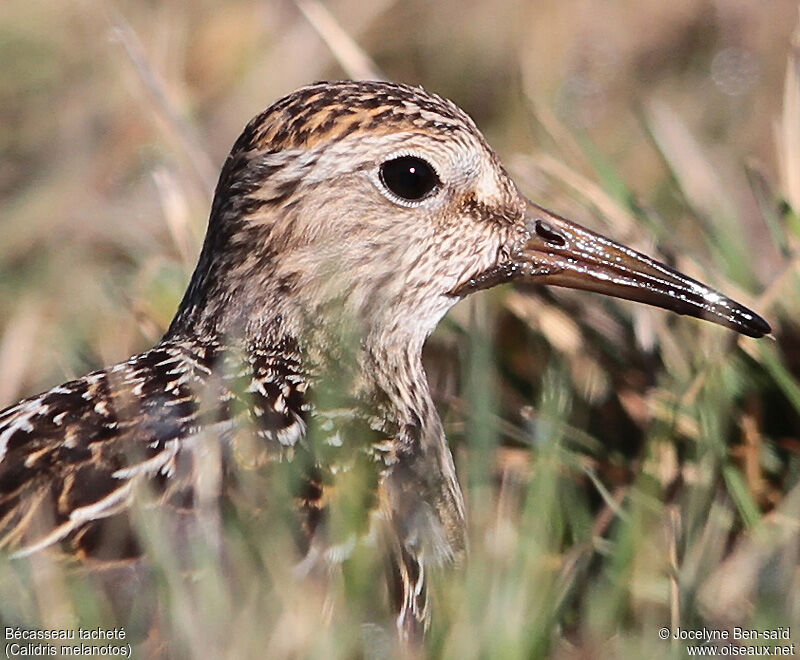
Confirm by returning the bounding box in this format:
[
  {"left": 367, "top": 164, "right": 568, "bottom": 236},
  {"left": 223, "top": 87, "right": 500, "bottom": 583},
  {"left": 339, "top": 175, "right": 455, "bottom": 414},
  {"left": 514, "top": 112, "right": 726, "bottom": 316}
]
[{"left": 0, "top": 340, "right": 309, "bottom": 555}]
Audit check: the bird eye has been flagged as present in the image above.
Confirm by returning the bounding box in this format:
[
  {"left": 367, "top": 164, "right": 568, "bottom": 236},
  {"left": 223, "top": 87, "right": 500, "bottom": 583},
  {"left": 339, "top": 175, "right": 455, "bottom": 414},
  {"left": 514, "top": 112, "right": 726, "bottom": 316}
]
[{"left": 379, "top": 156, "right": 439, "bottom": 202}]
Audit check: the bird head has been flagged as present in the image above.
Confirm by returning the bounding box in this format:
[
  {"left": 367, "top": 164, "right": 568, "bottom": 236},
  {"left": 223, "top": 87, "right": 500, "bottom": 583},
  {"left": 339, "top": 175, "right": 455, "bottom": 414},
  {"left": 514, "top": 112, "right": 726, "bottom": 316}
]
[{"left": 169, "top": 80, "right": 769, "bottom": 352}]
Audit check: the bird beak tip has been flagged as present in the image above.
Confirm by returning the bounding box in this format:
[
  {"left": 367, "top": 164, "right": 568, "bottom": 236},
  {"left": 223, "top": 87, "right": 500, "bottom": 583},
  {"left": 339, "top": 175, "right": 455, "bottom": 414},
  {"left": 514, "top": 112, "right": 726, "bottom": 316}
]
[{"left": 515, "top": 201, "right": 771, "bottom": 339}]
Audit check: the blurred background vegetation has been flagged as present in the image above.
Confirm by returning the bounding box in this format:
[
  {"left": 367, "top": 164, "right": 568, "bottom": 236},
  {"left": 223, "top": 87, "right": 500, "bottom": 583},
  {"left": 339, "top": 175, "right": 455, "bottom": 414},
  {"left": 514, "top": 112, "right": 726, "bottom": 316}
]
[{"left": 1, "top": 0, "right": 799, "bottom": 657}]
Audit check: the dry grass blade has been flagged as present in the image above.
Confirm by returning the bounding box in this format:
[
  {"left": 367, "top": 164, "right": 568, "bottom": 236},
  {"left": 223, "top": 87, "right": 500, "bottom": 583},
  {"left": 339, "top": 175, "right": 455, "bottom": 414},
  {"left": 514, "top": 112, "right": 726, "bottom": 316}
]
[
  {"left": 739, "top": 407, "right": 764, "bottom": 502},
  {"left": 752, "top": 246, "right": 800, "bottom": 314},
  {"left": 504, "top": 291, "right": 583, "bottom": 355},
  {"left": 294, "top": 0, "right": 385, "bottom": 81},
  {"left": 644, "top": 100, "right": 740, "bottom": 227},
  {"left": 153, "top": 168, "right": 200, "bottom": 267},
  {"left": 667, "top": 506, "right": 681, "bottom": 638},
  {"left": 106, "top": 9, "right": 217, "bottom": 199},
  {"left": 519, "top": 83, "right": 594, "bottom": 174},
  {"left": 0, "top": 303, "right": 41, "bottom": 407},
  {"left": 777, "top": 14, "right": 800, "bottom": 212}
]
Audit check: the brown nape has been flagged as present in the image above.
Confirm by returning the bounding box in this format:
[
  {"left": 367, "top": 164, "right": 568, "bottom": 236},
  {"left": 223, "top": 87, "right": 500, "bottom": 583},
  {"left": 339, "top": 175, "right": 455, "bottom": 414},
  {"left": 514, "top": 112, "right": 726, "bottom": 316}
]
[{"left": 0, "top": 80, "right": 769, "bottom": 645}]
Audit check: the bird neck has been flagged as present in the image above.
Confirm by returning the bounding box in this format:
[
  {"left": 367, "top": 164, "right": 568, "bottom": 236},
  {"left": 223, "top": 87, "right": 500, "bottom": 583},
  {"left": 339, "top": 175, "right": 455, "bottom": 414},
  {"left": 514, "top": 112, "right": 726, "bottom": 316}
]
[
  {"left": 162, "top": 252, "right": 466, "bottom": 561},
  {"left": 363, "top": 328, "right": 437, "bottom": 438},
  {"left": 165, "top": 291, "right": 437, "bottom": 442}
]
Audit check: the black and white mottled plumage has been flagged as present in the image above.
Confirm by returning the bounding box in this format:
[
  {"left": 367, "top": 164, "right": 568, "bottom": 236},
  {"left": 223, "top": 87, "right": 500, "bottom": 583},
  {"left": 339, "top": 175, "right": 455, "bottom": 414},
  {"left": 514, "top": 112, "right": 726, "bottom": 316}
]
[
  {"left": 0, "top": 340, "right": 307, "bottom": 555},
  {"left": 0, "top": 80, "right": 769, "bottom": 640}
]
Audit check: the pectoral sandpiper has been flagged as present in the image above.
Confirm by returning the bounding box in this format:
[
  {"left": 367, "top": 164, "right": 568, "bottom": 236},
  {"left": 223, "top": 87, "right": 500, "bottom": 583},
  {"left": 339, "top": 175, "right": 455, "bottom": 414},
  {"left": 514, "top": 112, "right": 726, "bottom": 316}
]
[{"left": 0, "top": 80, "right": 770, "bottom": 641}]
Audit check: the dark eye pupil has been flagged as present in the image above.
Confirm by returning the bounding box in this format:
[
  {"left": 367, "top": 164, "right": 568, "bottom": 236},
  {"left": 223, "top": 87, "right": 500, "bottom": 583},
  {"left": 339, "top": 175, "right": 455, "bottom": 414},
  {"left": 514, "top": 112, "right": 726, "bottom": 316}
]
[{"left": 379, "top": 156, "right": 439, "bottom": 201}]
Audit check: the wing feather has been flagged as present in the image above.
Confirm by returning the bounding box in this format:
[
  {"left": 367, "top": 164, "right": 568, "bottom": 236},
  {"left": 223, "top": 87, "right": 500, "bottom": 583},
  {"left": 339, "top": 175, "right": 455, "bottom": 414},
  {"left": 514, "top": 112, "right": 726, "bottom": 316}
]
[{"left": 0, "top": 341, "right": 304, "bottom": 557}]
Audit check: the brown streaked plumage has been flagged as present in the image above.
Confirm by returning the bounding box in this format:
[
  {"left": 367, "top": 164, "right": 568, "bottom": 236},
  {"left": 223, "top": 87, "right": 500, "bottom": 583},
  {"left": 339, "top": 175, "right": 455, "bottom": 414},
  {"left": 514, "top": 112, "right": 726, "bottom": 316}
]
[{"left": 0, "top": 80, "right": 770, "bottom": 640}]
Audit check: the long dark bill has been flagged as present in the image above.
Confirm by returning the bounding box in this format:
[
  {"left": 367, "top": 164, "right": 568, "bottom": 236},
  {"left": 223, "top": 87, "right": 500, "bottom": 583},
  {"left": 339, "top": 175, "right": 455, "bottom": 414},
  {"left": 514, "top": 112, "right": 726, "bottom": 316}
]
[{"left": 518, "top": 201, "right": 770, "bottom": 338}]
